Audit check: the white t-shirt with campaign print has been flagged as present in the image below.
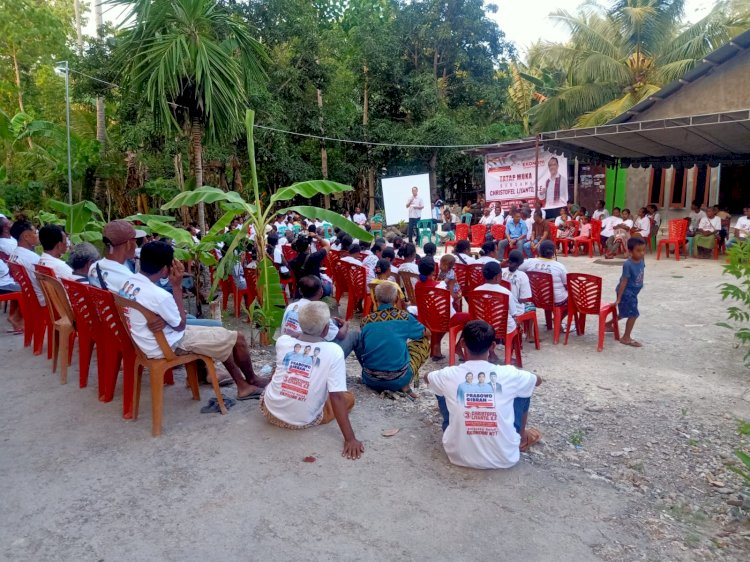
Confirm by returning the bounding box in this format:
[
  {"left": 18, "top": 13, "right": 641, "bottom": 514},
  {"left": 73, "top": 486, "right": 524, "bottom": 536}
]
[
  {"left": 502, "top": 268, "right": 532, "bottom": 313},
  {"left": 281, "top": 298, "right": 338, "bottom": 341},
  {"left": 9, "top": 246, "right": 44, "bottom": 304},
  {"left": 263, "top": 335, "right": 347, "bottom": 426},
  {"left": 39, "top": 253, "right": 74, "bottom": 279},
  {"left": 518, "top": 257, "right": 568, "bottom": 304},
  {"left": 89, "top": 258, "right": 135, "bottom": 292},
  {"left": 427, "top": 360, "right": 537, "bottom": 469},
  {"left": 120, "top": 272, "right": 184, "bottom": 358}
]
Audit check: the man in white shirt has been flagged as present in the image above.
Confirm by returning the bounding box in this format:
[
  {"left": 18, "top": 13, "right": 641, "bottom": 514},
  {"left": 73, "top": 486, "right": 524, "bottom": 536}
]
[
  {"left": 425, "top": 319, "right": 542, "bottom": 468},
  {"left": 8, "top": 220, "right": 45, "bottom": 305},
  {"left": 362, "top": 242, "right": 382, "bottom": 283},
  {"left": 479, "top": 208, "right": 494, "bottom": 226},
  {"left": 122, "top": 241, "right": 267, "bottom": 400},
  {"left": 89, "top": 220, "right": 145, "bottom": 291},
  {"left": 341, "top": 244, "right": 363, "bottom": 266},
  {"left": 405, "top": 186, "right": 424, "bottom": 244},
  {"left": 518, "top": 240, "right": 568, "bottom": 329},
  {"left": 0, "top": 216, "right": 17, "bottom": 256},
  {"left": 262, "top": 301, "right": 364, "bottom": 460},
  {"left": 352, "top": 207, "right": 368, "bottom": 227},
  {"left": 491, "top": 203, "right": 505, "bottom": 225},
  {"left": 281, "top": 275, "right": 359, "bottom": 357},
  {"left": 474, "top": 261, "right": 520, "bottom": 334},
  {"left": 539, "top": 157, "right": 567, "bottom": 210},
  {"left": 502, "top": 250, "right": 533, "bottom": 313},
  {"left": 38, "top": 224, "right": 74, "bottom": 279},
  {"left": 592, "top": 199, "right": 609, "bottom": 221},
  {"left": 600, "top": 207, "right": 622, "bottom": 246},
  {"left": 477, "top": 241, "right": 500, "bottom": 265},
  {"left": 727, "top": 206, "right": 750, "bottom": 249},
  {"left": 686, "top": 201, "right": 707, "bottom": 236}
]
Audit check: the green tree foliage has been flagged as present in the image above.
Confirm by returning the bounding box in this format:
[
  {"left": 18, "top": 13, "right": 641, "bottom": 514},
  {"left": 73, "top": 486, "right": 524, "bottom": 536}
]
[{"left": 526, "top": 0, "right": 750, "bottom": 131}]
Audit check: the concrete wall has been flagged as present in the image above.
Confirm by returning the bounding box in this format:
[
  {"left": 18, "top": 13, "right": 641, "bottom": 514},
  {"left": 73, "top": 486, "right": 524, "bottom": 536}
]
[{"left": 634, "top": 50, "right": 750, "bottom": 120}]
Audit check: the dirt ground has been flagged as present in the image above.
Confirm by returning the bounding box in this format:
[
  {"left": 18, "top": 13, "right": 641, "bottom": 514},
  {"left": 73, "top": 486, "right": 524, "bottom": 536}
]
[{"left": 0, "top": 252, "right": 748, "bottom": 561}]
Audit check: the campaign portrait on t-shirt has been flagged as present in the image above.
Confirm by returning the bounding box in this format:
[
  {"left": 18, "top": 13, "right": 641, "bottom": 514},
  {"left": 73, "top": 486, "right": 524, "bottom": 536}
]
[
  {"left": 457, "top": 372, "right": 496, "bottom": 411},
  {"left": 282, "top": 343, "right": 303, "bottom": 367}
]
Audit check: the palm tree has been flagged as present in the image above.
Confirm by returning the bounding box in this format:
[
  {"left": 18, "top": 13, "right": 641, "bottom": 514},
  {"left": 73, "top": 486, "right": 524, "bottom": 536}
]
[
  {"left": 527, "top": 0, "right": 750, "bottom": 132},
  {"left": 116, "top": 0, "right": 268, "bottom": 231}
]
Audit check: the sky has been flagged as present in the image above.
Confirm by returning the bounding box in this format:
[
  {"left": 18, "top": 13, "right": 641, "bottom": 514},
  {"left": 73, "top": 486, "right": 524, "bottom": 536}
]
[
  {"left": 88, "top": 1, "right": 718, "bottom": 57},
  {"left": 491, "top": 0, "right": 716, "bottom": 57}
]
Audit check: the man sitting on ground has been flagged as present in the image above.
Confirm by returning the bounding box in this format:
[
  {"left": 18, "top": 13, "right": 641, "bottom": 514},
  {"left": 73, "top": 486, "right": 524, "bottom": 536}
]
[
  {"left": 121, "top": 241, "right": 267, "bottom": 400},
  {"left": 281, "top": 275, "right": 359, "bottom": 358},
  {"left": 357, "top": 282, "right": 430, "bottom": 399},
  {"left": 261, "top": 301, "right": 364, "bottom": 460},
  {"left": 425, "top": 319, "right": 542, "bottom": 468},
  {"left": 38, "top": 224, "right": 74, "bottom": 279}
]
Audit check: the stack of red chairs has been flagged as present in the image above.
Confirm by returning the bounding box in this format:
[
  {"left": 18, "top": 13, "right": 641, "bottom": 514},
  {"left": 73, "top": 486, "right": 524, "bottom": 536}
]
[
  {"left": 564, "top": 273, "right": 619, "bottom": 352},
  {"left": 466, "top": 289, "right": 523, "bottom": 367}
]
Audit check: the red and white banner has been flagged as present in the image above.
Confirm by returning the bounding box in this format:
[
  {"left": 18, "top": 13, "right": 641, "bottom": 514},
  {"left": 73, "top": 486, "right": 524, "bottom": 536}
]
[{"left": 485, "top": 149, "right": 568, "bottom": 210}]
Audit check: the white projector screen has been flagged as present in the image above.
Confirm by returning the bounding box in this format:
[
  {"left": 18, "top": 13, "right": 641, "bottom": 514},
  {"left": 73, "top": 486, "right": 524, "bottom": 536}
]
[{"left": 380, "top": 173, "right": 433, "bottom": 226}]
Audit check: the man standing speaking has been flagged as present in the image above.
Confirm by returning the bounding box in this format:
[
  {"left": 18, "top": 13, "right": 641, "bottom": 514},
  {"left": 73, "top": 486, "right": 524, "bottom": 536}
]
[{"left": 405, "top": 186, "right": 424, "bottom": 243}]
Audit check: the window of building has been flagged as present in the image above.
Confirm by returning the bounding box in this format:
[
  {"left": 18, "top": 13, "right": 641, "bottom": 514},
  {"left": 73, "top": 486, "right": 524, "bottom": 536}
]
[
  {"left": 670, "top": 167, "right": 687, "bottom": 208},
  {"left": 693, "top": 165, "right": 710, "bottom": 207},
  {"left": 648, "top": 167, "right": 665, "bottom": 207}
]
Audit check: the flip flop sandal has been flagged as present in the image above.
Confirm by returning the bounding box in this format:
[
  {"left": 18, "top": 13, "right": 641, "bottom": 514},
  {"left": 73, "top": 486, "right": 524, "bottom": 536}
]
[
  {"left": 237, "top": 389, "right": 263, "bottom": 401},
  {"left": 6, "top": 329, "right": 23, "bottom": 335},
  {"left": 620, "top": 340, "right": 643, "bottom": 348},
  {"left": 520, "top": 428, "right": 542, "bottom": 452},
  {"left": 430, "top": 355, "right": 445, "bottom": 361}
]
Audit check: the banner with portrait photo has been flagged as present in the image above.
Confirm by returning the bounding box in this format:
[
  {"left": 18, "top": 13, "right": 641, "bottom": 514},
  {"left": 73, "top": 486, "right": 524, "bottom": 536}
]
[{"left": 484, "top": 149, "right": 569, "bottom": 211}]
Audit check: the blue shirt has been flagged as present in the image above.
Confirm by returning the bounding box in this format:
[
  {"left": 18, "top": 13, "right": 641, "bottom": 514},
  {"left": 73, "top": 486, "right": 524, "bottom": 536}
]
[
  {"left": 621, "top": 258, "right": 645, "bottom": 295},
  {"left": 359, "top": 304, "right": 425, "bottom": 373},
  {"left": 507, "top": 220, "right": 528, "bottom": 240}
]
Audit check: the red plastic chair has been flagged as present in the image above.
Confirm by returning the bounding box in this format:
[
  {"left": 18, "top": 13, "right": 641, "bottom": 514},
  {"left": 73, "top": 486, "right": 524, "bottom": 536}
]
[
  {"left": 235, "top": 268, "right": 258, "bottom": 320},
  {"left": 87, "top": 285, "right": 176, "bottom": 419},
  {"left": 470, "top": 224, "right": 487, "bottom": 248},
  {"left": 555, "top": 221, "right": 577, "bottom": 256},
  {"left": 340, "top": 261, "right": 368, "bottom": 320},
  {"left": 564, "top": 273, "right": 620, "bottom": 352},
  {"left": 527, "top": 270, "right": 566, "bottom": 344},
  {"left": 573, "top": 219, "right": 602, "bottom": 257},
  {"left": 62, "top": 279, "right": 106, "bottom": 390},
  {"left": 453, "top": 263, "right": 469, "bottom": 294},
  {"left": 445, "top": 223, "right": 469, "bottom": 250},
  {"left": 491, "top": 224, "right": 506, "bottom": 242},
  {"left": 8, "top": 262, "right": 52, "bottom": 356},
  {"left": 218, "top": 275, "right": 234, "bottom": 312},
  {"left": 656, "top": 219, "right": 689, "bottom": 261},
  {"left": 466, "top": 263, "right": 485, "bottom": 294},
  {"left": 415, "top": 285, "right": 461, "bottom": 366},
  {"left": 466, "top": 289, "right": 522, "bottom": 367},
  {"left": 282, "top": 245, "right": 298, "bottom": 263},
  {"left": 327, "top": 250, "right": 348, "bottom": 304}
]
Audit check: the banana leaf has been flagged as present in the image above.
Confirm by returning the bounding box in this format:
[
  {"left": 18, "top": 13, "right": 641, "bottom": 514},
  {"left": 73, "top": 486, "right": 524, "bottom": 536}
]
[
  {"left": 271, "top": 180, "right": 354, "bottom": 204},
  {"left": 123, "top": 214, "right": 176, "bottom": 223},
  {"left": 146, "top": 220, "right": 195, "bottom": 246},
  {"left": 161, "top": 186, "right": 255, "bottom": 212},
  {"left": 281, "top": 205, "right": 373, "bottom": 242},
  {"left": 257, "top": 257, "right": 286, "bottom": 336},
  {"left": 47, "top": 199, "right": 104, "bottom": 237},
  {"left": 206, "top": 210, "right": 240, "bottom": 239}
]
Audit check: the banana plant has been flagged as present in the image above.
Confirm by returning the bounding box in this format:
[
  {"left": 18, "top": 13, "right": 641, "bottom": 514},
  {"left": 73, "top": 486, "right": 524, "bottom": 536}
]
[
  {"left": 159, "top": 108, "right": 373, "bottom": 338},
  {"left": 43, "top": 199, "right": 106, "bottom": 243}
]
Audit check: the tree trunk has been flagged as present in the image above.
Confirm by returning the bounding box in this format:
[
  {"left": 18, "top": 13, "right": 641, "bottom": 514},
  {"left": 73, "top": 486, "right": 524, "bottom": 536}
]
[
  {"left": 11, "top": 47, "right": 24, "bottom": 114},
  {"left": 191, "top": 117, "right": 206, "bottom": 233},
  {"left": 429, "top": 151, "right": 438, "bottom": 203},
  {"left": 316, "top": 86, "right": 330, "bottom": 209},
  {"left": 362, "top": 64, "right": 375, "bottom": 216},
  {"left": 174, "top": 152, "right": 190, "bottom": 225},
  {"left": 93, "top": 0, "right": 107, "bottom": 209},
  {"left": 73, "top": 0, "right": 84, "bottom": 55}
]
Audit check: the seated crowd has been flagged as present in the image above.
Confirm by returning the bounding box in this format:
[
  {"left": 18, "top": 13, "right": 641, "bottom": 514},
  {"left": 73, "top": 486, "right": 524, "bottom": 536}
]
[{"left": 0, "top": 199, "right": 744, "bottom": 469}]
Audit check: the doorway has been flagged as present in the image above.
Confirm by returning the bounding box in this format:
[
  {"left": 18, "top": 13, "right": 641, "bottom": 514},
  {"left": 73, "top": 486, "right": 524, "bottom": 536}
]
[{"left": 718, "top": 164, "right": 749, "bottom": 213}]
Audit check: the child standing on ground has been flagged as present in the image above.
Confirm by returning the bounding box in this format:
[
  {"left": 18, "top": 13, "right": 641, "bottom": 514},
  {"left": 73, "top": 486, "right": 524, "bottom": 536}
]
[
  {"left": 438, "top": 253, "right": 462, "bottom": 312},
  {"left": 615, "top": 237, "right": 646, "bottom": 347}
]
